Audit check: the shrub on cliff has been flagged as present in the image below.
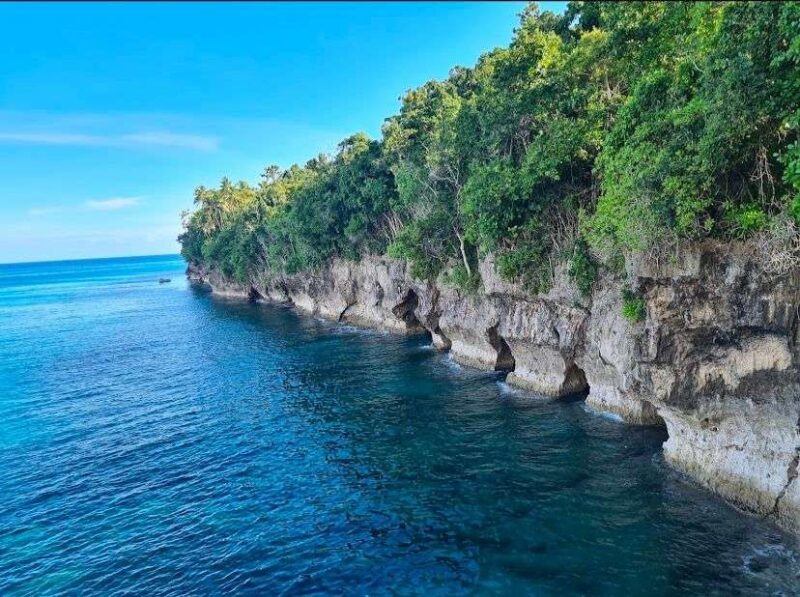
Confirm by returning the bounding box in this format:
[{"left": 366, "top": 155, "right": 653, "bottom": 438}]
[
  {"left": 621, "top": 288, "right": 647, "bottom": 322},
  {"left": 568, "top": 238, "right": 598, "bottom": 298}
]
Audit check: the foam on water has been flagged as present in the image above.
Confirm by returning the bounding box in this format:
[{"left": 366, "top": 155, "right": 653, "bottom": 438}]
[
  {"left": 442, "top": 351, "right": 466, "bottom": 372},
  {"left": 582, "top": 402, "right": 626, "bottom": 423},
  {"left": 740, "top": 542, "right": 800, "bottom": 591}
]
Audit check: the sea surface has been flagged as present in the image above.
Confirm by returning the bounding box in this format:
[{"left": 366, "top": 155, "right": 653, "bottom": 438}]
[{"left": 0, "top": 254, "right": 798, "bottom": 595}]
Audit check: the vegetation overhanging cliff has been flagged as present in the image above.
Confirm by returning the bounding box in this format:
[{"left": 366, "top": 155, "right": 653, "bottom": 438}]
[
  {"left": 180, "top": 2, "right": 800, "bottom": 534},
  {"left": 181, "top": 1, "right": 800, "bottom": 292}
]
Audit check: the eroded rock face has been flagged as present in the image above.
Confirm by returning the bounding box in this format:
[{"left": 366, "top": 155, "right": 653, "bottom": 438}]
[
  {"left": 630, "top": 245, "right": 800, "bottom": 533},
  {"left": 187, "top": 264, "right": 251, "bottom": 299},
  {"left": 186, "top": 241, "right": 800, "bottom": 534}
]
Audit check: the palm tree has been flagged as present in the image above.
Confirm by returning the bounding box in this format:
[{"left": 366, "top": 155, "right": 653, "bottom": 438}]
[{"left": 193, "top": 185, "right": 224, "bottom": 235}]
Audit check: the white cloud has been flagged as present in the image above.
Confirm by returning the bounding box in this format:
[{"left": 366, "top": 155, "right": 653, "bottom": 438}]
[
  {"left": 120, "top": 131, "right": 218, "bottom": 151},
  {"left": 0, "top": 130, "right": 218, "bottom": 151},
  {"left": 0, "top": 132, "right": 101, "bottom": 146},
  {"left": 27, "top": 207, "right": 63, "bottom": 216},
  {"left": 26, "top": 197, "right": 143, "bottom": 216},
  {"left": 85, "top": 197, "right": 141, "bottom": 211}
]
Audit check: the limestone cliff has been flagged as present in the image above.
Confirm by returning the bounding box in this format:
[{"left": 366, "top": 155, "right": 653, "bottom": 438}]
[{"left": 187, "top": 242, "right": 800, "bottom": 534}]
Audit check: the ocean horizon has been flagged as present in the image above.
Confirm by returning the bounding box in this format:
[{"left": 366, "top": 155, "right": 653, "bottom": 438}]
[{"left": 0, "top": 253, "right": 182, "bottom": 267}]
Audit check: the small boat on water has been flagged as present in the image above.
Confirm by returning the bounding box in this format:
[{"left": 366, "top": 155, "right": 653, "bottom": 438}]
[{"left": 158, "top": 278, "right": 171, "bottom": 284}]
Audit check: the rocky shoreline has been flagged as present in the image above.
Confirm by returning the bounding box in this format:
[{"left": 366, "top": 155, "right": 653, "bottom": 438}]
[{"left": 187, "top": 242, "right": 800, "bottom": 534}]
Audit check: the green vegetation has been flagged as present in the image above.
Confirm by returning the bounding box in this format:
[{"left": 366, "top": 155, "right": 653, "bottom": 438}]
[
  {"left": 568, "top": 238, "right": 598, "bottom": 298},
  {"left": 180, "top": 1, "right": 800, "bottom": 293},
  {"left": 621, "top": 287, "right": 647, "bottom": 322}
]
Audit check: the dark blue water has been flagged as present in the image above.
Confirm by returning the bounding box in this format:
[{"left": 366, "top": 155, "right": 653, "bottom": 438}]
[{"left": 0, "top": 255, "right": 798, "bottom": 595}]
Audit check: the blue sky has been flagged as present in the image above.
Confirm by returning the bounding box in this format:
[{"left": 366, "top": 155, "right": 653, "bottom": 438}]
[{"left": 0, "top": 1, "right": 566, "bottom": 263}]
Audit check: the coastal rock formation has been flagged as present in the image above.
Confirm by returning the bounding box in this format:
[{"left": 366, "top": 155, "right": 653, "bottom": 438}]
[{"left": 187, "top": 241, "right": 800, "bottom": 534}]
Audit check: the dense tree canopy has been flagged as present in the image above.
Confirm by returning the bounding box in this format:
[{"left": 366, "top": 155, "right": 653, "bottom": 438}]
[{"left": 181, "top": 1, "right": 800, "bottom": 293}]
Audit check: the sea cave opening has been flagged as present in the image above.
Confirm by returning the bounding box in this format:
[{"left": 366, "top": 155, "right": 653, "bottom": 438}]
[
  {"left": 641, "top": 400, "right": 667, "bottom": 429},
  {"left": 392, "top": 288, "right": 423, "bottom": 331},
  {"left": 563, "top": 362, "right": 590, "bottom": 399},
  {"left": 248, "top": 286, "right": 264, "bottom": 303},
  {"left": 494, "top": 337, "right": 516, "bottom": 372},
  {"left": 487, "top": 325, "right": 515, "bottom": 373}
]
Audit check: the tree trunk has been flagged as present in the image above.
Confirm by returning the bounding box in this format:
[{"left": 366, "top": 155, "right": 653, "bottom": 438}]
[{"left": 455, "top": 229, "right": 472, "bottom": 277}]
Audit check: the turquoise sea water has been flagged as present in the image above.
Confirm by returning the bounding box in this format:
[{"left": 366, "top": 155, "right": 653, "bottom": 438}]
[{"left": 0, "top": 254, "right": 798, "bottom": 595}]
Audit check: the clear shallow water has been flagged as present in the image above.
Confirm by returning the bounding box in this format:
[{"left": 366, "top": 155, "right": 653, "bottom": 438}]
[{"left": 0, "top": 255, "right": 798, "bottom": 596}]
